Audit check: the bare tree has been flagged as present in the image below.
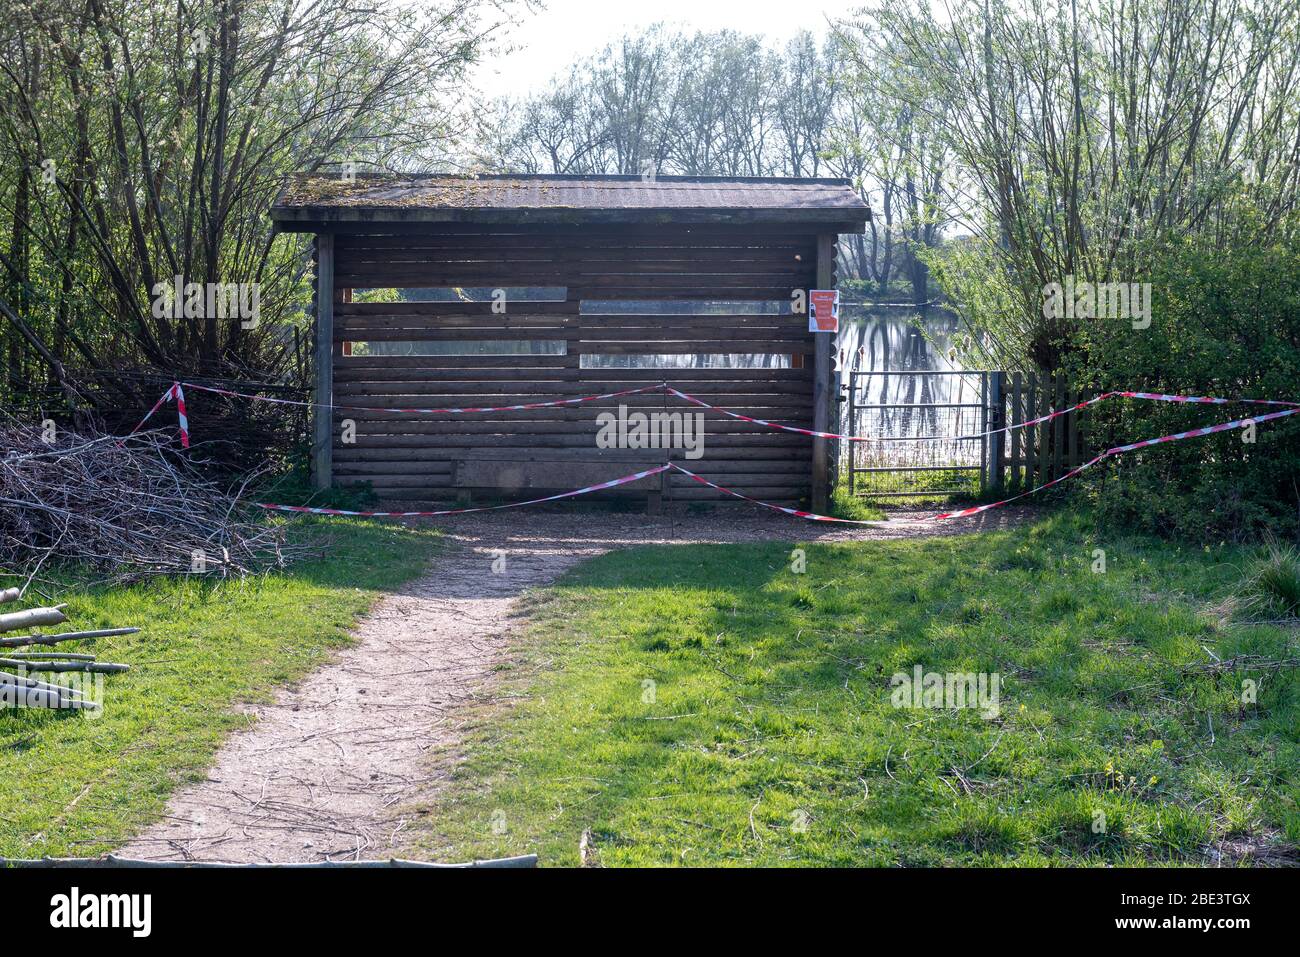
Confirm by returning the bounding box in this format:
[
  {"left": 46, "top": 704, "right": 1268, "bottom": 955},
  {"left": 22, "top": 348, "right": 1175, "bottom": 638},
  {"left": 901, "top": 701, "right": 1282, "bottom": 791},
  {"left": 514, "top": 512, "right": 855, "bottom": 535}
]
[
  {"left": 480, "top": 25, "right": 952, "bottom": 299},
  {"left": 0, "top": 0, "right": 510, "bottom": 407}
]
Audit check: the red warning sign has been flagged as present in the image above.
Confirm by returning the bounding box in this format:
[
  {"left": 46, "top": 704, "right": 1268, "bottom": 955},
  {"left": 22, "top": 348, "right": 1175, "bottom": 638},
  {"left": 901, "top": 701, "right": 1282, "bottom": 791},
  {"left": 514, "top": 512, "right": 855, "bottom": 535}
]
[{"left": 809, "top": 289, "right": 839, "bottom": 333}]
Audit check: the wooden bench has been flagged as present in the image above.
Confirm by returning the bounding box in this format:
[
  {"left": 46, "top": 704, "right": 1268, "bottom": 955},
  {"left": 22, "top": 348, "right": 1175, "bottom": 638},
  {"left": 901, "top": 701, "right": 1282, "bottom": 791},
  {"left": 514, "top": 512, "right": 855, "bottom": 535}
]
[{"left": 449, "top": 448, "right": 685, "bottom": 514}]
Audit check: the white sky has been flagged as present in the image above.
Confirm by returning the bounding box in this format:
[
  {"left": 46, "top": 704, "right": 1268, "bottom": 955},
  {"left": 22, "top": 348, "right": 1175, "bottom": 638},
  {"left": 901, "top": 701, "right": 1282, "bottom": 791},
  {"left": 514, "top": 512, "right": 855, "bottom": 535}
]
[{"left": 473, "top": 0, "right": 858, "bottom": 99}]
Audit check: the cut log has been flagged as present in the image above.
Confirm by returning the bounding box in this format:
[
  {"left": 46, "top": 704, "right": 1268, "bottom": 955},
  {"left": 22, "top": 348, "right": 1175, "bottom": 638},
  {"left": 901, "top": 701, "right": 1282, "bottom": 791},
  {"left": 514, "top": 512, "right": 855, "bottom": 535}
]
[
  {"left": 0, "top": 605, "right": 67, "bottom": 634},
  {"left": 0, "top": 626, "right": 140, "bottom": 649},
  {"left": 0, "top": 684, "right": 82, "bottom": 709},
  {"left": 0, "top": 657, "right": 128, "bottom": 673},
  {"left": 0, "top": 587, "right": 21, "bottom": 604},
  {"left": 0, "top": 670, "right": 87, "bottom": 706},
  {"left": 4, "top": 652, "right": 97, "bottom": 661}
]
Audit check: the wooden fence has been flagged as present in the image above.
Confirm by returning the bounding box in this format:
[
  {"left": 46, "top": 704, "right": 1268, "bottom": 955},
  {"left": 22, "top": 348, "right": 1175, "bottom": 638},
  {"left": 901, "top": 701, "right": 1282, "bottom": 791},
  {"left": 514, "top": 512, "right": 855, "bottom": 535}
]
[
  {"left": 991, "top": 370, "right": 1092, "bottom": 491},
  {"left": 844, "top": 368, "right": 1090, "bottom": 499}
]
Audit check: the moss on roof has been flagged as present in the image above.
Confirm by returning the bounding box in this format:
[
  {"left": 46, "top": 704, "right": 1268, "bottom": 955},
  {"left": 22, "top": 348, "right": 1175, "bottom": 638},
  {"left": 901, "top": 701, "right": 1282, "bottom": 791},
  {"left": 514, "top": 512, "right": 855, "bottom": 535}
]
[{"left": 280, "top": 174, "right": 514, "bottom": 208}]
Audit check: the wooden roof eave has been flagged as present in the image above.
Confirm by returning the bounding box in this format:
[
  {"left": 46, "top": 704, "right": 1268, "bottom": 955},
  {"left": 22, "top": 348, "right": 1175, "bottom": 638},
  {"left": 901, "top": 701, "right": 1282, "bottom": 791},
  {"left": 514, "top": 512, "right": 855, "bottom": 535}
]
[{"left": 269, "top": 205, "right": 870, "bottom": 234}]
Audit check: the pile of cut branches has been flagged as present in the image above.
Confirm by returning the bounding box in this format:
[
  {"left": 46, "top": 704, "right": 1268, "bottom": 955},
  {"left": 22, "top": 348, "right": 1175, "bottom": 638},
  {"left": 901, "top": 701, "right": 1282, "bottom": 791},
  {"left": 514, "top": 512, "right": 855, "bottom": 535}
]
[{"left": 0, "top": 416, "right": 297, "bottom": 581}]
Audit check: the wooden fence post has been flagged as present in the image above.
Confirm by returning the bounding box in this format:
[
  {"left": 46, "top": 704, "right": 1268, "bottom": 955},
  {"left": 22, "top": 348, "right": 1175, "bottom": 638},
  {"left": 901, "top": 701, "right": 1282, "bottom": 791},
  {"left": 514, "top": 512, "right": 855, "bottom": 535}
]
[
  {"left": 1010, "top": 371, "right": 1023, "bottom": 489},
  {"left": 1032, "top": 371, "right": 1046, "bottom": 487},
  {"left": 312, "top": 232, "right": 334, "bottom": 491},
  {"left": 1052, "top": 372, "right": 1065, "bottom": 479},
  {"left": 988, "top": 371, "right": 1005, "bottom": 492}
]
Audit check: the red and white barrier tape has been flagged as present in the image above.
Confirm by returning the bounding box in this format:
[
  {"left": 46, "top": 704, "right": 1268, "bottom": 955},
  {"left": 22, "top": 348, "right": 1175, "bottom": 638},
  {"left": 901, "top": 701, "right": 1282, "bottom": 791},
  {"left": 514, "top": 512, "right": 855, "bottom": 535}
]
[
  {"left": 1118, "top": 390, "right": 1299, "bottom": 407},
  {"left": 128, "top": 384, "right": 174, "bottom": 434},
  {"left": 247, "top": 405, "right": 1298, "bottom": 525},
  {"left": 255, "top": 465, "right": 671, "bottom": 517},
  {"left": 666, "top": 387, "right": 849, "bottom": 440},
  {"left": 677, "top": 405, "right": 1300, "bottom": 523},
  {"left": 128, "top": 377, "right": 1299, "bottom": 527},
  {"left": 901, "top": 392, "right": 1114, "bottom": 442},
  {"left": 672, "top": 382, "right": 1088, "bottom": 442},
  {"left": 174, "top": 383, "right": 189, "bottom": 449},
  {"left": 132, "top": 378, "right": 662, "bottom": 449},
  {"left": 667, "top": 464, "right": 881, "bottom": 524},
  {"left": 136, "top": 378, "right": 1300, "bottom": 450},
  {"left": 674, "top": 385, "right": 1299, "bottom": 444},
  {"left": 127, "top": 382, "right": 189, "bottom": 448},
  {"left": 892, "top": 388, "right": 1296, "bottom": 444},
  {"left": 933, "top": 405, "right": 1300, "bottom": 519},
  {"left": 253, "top": 461, "right": 882, "bottom": 525}
]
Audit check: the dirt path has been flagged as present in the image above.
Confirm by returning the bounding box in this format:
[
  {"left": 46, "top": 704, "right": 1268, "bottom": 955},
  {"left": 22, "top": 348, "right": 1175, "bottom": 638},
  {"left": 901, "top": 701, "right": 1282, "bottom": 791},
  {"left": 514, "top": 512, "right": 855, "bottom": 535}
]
[{"left": 118, "top": 506, "right": 1029, "bottom": 863}]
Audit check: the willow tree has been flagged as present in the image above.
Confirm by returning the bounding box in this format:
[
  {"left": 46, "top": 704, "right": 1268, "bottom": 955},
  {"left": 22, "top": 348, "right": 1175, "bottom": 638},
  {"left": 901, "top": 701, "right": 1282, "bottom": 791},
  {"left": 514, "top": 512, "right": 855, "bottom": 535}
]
[
  {"left": 837, "top": 0, "right": 1300, "bottom": 369},
  {"left": 0, "top": 0, "right": 510, "bottom": 410}
]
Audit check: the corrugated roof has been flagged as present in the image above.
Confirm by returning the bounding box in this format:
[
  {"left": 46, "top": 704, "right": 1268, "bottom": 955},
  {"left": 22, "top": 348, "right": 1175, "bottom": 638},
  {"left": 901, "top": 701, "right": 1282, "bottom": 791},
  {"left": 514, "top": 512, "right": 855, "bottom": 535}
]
[{"left": 271, "top": 173, "right": 871, "bottom": 230}]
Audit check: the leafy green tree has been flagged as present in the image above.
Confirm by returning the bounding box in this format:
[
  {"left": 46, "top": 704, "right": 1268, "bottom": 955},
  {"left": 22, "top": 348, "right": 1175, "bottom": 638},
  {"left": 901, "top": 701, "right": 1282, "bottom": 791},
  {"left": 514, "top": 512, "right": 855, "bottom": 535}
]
[{"left": 838, "top": 0, "right": 1300, "bottom": 369}]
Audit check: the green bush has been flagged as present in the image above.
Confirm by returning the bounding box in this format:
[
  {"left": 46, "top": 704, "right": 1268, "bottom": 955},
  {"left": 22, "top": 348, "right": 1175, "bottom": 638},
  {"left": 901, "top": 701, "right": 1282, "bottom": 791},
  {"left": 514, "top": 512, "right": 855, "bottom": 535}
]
[{"left": 1066, "top": 236, "right": 1300, "bottom": 540}]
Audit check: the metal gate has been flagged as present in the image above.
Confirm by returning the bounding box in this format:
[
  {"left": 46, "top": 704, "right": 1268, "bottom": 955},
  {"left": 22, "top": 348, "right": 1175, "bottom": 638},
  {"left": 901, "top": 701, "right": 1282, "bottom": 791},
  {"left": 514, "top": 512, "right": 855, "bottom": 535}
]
[
  {"left": 844, "top": 369, "right": 1088, "bottom": 500},
  {"left": 845, "top": 370, "right": 997, "bottom": 498}
]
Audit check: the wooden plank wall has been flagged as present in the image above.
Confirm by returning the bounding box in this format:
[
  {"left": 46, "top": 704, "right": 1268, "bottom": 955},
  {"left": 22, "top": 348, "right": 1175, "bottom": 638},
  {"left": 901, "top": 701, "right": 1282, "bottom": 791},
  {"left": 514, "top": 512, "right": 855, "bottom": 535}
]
[{"left": 329, "top": 223, "right": 819, "bottom": 502}]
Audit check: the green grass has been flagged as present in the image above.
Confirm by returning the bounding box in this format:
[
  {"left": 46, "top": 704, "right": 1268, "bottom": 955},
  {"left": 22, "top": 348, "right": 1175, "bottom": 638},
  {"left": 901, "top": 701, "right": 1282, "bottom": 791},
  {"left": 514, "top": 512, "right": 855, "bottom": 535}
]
[
  {"left": 834, "top": 465, "right": 977, "bottom": 508},
  {"left": 829, "top": 484, "right": 887, "bottom": 521},
  {"left": 0, "top": 519, "right": 436, "bottom": 858},
  {"left": 1242, "top": 542, "right": 1300, "bottom": 619},
  {"left": 414, "top": 513, "right": 1300, "bottom": 867}
]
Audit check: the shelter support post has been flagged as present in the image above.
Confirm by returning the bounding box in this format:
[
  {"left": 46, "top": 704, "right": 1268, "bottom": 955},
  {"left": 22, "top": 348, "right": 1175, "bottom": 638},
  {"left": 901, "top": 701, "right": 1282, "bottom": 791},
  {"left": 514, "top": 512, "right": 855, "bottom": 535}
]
[
  {"left": 812, "top": 233, "right": 836, "bottom": 512},
  {"left": 313, "top": 233, "right": 334, "bottom": 491}
]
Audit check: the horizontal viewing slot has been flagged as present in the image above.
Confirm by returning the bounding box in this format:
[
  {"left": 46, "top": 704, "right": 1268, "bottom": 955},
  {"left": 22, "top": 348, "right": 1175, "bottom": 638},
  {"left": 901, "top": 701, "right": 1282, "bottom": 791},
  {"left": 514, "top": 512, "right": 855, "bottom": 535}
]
[
  {"left": 350, "top": 287, "right": 568, "bottom": 303},
  {"left": 580, "top": 300, "right": 794, "bottom": 316},
  {"left": 346, "top": 340, "right": 568, "bottom": 357},
  {"left": 581, "top": 354, "right": 792, "bottom": 370}
]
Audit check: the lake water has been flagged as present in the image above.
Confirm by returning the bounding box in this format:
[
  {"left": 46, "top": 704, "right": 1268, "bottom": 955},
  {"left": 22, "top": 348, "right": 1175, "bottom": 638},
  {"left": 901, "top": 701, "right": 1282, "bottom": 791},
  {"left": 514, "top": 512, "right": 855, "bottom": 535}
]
[
  {"left": 836, "top": 304, "right": 984, "bottom": 432},
  {"left": 837, "top": 303, "right": 962, "bottom": 376},
  {"left": 837, "top": 304, "right": 985, "bottom": 492}
]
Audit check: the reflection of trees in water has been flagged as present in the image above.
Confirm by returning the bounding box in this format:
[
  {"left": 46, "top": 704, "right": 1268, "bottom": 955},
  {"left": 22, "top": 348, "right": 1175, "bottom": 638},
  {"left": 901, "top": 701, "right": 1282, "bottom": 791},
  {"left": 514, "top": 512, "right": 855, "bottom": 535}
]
[
  {"left": 837, "top": 306, "right": 975, "bottom": 432},
  {"left": 838, "top": 307, "right": 984, "bottom": 483}
]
